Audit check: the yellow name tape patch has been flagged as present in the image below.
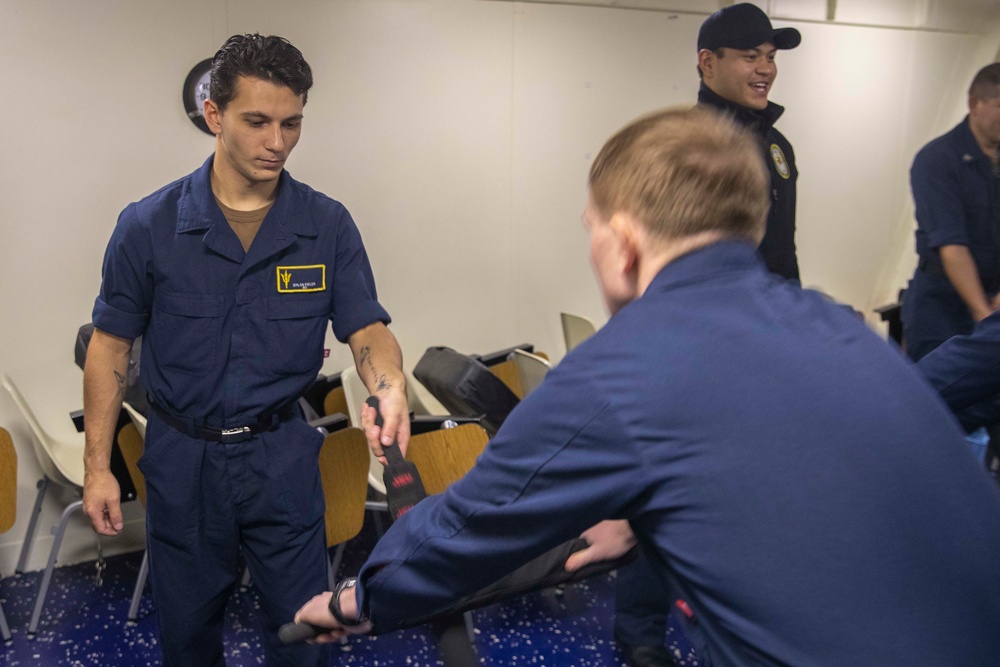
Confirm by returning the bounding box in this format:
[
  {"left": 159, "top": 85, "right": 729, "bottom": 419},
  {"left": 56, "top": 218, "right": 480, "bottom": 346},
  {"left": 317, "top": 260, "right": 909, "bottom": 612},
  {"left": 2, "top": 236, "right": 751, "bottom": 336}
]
[{"left": 276, "top": 265, "right": 326, "bottom": 293}]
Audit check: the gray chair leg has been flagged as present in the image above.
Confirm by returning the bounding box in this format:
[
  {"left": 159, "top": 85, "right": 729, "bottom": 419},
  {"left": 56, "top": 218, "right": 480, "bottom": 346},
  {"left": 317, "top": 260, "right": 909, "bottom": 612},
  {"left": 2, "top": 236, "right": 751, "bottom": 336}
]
[
  {"left": 365, "top": 499, "right": 388, "bottom": 540},
  {"left": 0, "top": 593, "right": 11, "bottom": 642},
  {"left": 127, "top": 551, "right": 149, "bottom": 623},
  {"left": 329, "top": 542, "right": 346, "bottom": 587},
  {"left": 331, "top": 540, "right": 349, "bottom": 650},
  {"left": 27, "top": 499, "right": 83, "bottom": 636},
  {"left": 16, "top": 478, "right": 49, "bottom": 574}
]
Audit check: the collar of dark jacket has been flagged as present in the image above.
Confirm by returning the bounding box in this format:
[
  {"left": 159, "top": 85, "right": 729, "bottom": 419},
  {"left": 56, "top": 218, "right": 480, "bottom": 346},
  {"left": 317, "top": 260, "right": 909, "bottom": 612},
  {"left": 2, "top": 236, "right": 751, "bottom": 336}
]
[{"left": 697, "top": 83, "right": 785, "bottom": 136}]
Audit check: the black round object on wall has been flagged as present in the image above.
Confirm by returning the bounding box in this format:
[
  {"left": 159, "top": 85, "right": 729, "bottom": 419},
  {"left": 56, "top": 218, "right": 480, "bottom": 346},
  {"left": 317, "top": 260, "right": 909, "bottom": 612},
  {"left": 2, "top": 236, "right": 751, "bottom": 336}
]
[{"left": 182, "top": 58, "right": 214, "bottom": 135}]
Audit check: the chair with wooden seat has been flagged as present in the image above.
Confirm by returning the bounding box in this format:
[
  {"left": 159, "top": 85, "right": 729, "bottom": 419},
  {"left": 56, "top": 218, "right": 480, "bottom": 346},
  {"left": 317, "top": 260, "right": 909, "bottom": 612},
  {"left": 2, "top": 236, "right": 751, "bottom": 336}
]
[
  {"left": 404, "top": 424, "right": 490, "bottom": 496},
  {"left": 323, "top": 385, "right": 349, "bottom": 422},
  {"left": 121, "top": 419, "right": 369, "bottom": 619},
  {"left": 403, "top": 422, "right": 490, "bottom": 649},
  {"left": 0, "top": 427, "right": 17, "bottom": 642},
  {"left": 2, "top": 374, "right": 89, "bottom": 636},
  {"left": 412, "top": 348, "right": 521, "bottom": 437},
  {"left": 487, "top": 358, "right": 525, "bottom": 399},
  {"left": 317, "top": 427, "right": 371, "bottom": 587},
  {"left": 115, "top": 422, "right": 150, "bottom": 622},
  {"left": 560, "top": 312, "right": 597, "bottom": 353},
  {"left": 119, "top": 416, "right": 259, "bottom": 614}
]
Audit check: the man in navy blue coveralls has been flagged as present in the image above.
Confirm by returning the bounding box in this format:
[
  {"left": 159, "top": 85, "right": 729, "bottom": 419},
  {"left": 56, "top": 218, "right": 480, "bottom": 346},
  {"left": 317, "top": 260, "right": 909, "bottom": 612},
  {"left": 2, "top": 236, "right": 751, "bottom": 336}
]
[
  {"left": 902, "top": 63, "right": 1000, "bottom": 361},
  {"left": 296, "top": 107, "right": 1000, "bottom": 666},
  {"left": 82, "top": 35, "right": 410, "bottom": 667}
]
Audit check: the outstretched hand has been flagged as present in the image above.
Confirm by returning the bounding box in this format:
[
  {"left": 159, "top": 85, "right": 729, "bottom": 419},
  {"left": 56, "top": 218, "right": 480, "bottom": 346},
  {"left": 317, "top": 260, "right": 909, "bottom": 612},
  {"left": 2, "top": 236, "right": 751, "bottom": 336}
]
[
  {"left": 293, "top": 592, "right": 345, "bottom": 643},
  {"left": 293, "top": 585, "right": 372, "bottom": 643},
  {"left": 565, "top": 520, "right": 637, "bottom": 573}
]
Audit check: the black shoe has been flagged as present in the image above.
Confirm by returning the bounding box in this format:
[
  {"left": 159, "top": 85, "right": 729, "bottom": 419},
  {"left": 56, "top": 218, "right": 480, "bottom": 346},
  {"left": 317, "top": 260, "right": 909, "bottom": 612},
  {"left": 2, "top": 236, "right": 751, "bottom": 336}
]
[{"left": 621, "top": 642, "right": 679, "bottom": 667}]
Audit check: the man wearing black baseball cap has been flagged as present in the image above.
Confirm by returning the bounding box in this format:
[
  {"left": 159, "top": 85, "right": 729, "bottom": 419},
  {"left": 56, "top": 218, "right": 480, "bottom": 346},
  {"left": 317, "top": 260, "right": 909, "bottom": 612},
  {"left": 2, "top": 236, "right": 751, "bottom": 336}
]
[
  {"left": 699, "top": 2, "right": 801, "bottom": 281},
  {"left": 613, "top": 6, "right": 803, "bottom": 665}
]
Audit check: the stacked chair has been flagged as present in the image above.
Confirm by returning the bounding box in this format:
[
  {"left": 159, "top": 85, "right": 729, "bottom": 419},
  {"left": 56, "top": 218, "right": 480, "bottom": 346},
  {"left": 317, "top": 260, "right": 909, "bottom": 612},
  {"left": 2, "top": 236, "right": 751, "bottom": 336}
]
[
  {"left": 2, "top": 374, "right": 90, "bottom": 637},
  {"left": 412, "top": 347, "right": 521, "bottom": 437},
  {"left": 560, "top": 312, "right": 597, "bottom": 352},
  {"left": 317, "top": 427, "right": 372, "bottom": 588},
  {"left": 0, "top": 427, "right": 16, "bottom": 642},
  {"left": 115, "top": 421, "right": 148, "bottom": 622},
  {"left": 510, "top": 349, "right": 551, "bottom": 398},
  {"left": 118, "top": 411, "right": 360, "bottom": 621}
]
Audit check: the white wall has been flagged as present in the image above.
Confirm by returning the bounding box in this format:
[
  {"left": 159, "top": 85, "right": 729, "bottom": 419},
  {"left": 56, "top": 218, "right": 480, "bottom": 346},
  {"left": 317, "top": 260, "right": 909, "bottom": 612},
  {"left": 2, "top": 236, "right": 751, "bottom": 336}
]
[{"left": 1, "top": 0, "right": 997, "bottom": 573}]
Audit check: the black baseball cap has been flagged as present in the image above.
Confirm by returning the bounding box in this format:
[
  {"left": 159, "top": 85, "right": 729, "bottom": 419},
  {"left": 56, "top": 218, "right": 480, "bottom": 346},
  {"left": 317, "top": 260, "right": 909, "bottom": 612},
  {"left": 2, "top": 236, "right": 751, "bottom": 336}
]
[{"left": 697, "top": 3, "right": 801, "bottom": 51}]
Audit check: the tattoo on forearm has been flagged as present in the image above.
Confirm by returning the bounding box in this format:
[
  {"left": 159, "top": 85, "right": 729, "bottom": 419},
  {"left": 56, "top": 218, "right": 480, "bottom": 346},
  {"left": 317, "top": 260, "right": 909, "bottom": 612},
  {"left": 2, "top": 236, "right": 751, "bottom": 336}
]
[
  {"left": 114, "top": 371, "right": 126, "bottom": 386},
  {"left": 359, "top": 345, "right": 392, "bottom": 392}
]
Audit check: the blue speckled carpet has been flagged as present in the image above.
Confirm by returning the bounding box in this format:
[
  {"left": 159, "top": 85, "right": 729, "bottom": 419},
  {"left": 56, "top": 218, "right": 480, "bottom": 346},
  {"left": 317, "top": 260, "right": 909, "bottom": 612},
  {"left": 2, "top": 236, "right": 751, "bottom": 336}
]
[{"left": 0, "top": 519, "right": 698, "bottom": 666}]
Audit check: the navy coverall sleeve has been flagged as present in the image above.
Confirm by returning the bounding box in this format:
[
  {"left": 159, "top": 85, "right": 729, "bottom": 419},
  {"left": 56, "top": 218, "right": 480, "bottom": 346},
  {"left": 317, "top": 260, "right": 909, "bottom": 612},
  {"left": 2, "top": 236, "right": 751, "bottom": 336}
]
[
  {"left": 912, "top": 147, "right": 969, "bottom": 250},
  {"left": 355, "top": 375, "right": 650, "bottom": 633},
  {"left": 92, "top": 203, "right": 153, "bottom": 339},
  {"left": 917, "top": 311, "right": 1000, "bottom": 430},
  {"left": 328, "top": 209, "right": 390, "bottom": 343}
]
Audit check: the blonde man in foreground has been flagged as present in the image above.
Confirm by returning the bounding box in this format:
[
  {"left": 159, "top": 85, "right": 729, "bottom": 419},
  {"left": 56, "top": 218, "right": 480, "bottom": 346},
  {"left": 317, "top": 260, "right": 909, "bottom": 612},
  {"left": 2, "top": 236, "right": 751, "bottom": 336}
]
[{"left": 297, "top": 108, "right": 1000, "bottom": 666}]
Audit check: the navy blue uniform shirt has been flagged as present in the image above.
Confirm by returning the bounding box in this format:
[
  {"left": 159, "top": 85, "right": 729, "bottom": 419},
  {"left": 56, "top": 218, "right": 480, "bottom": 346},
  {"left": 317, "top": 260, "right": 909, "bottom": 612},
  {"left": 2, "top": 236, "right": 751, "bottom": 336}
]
[
  {"left": 903, "top": 117, "right": 1000, "bottom": 357},
  {"left": 356, "top": 242, "right": 1000, "bottom": 666},
  {"left": 93, "top": 155, "right": 389, "bottom": 425},
  {"left": 918, "top": 308, "right": 1000, "bottom": 431}
]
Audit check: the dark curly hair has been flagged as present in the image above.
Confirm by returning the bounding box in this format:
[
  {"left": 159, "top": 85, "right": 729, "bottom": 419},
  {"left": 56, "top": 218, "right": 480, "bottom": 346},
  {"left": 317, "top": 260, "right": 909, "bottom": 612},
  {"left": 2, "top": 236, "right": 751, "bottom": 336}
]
[{"left": 210, "top": 34, "right": 313, "bottom": 111}]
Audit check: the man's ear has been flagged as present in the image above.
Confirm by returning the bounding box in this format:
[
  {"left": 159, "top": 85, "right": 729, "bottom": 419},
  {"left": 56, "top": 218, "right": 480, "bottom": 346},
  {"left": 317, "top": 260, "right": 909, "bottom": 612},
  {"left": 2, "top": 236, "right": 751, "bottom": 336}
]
[
  {"left": 697, "top": 49, "right": 716, "bottom": 79},
  {"left": 608, "top": 212, "right": 641, "bottom": 276},
  {"left": 203, "top": 98, "right": 223, "bottom": 136}
]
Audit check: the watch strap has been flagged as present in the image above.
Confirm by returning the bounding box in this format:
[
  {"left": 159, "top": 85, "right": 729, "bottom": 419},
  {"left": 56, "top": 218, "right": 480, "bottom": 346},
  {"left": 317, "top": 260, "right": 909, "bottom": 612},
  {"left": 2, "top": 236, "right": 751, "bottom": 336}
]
[{"left": 328, "top": 577, "right": 368, "bottom": 627}]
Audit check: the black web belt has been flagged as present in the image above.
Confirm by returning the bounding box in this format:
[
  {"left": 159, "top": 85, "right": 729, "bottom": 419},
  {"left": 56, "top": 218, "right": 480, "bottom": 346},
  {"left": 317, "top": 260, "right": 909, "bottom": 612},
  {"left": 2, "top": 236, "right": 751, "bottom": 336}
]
[{"left": 151, "top": 401, "right": 298, "bottom": 444}]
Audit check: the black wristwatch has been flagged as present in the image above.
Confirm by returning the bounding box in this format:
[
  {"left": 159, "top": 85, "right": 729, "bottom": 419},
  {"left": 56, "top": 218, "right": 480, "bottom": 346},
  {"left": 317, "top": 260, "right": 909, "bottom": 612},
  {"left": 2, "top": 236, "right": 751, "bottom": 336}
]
[{"left": 329, "top": 577, "right": 369, "bottom": 627}]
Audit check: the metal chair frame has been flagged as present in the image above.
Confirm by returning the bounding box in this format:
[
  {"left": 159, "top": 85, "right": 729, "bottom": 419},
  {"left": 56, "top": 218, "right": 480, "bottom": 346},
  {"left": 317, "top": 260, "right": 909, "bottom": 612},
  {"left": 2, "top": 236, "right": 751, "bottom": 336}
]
[{"left": 2, "top": 374, "right": 90, "bottom": 637}]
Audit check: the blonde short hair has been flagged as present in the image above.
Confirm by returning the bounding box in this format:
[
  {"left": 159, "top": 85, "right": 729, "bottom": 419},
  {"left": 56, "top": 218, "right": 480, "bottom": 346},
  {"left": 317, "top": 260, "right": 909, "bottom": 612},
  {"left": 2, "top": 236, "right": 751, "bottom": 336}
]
[{"left": 589, "top": 107, "right": 768, "bottom": 243}]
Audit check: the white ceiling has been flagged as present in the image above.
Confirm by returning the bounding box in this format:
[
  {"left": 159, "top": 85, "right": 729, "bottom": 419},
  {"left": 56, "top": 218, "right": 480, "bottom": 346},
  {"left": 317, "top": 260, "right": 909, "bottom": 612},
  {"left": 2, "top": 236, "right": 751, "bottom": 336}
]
[{"left": 497, "top": 0, "right": 1000, "bottom": 33}]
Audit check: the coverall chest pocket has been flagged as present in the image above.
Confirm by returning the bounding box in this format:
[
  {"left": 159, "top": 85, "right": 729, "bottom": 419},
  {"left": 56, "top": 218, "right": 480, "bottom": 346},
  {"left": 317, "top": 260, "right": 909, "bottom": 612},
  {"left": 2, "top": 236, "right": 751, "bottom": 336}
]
[
  {"left": 152, "top": 292, "right": 224, "bottom": 376},
  {"left": 265, "top": 295, "right": 330, "bottom": 375}
]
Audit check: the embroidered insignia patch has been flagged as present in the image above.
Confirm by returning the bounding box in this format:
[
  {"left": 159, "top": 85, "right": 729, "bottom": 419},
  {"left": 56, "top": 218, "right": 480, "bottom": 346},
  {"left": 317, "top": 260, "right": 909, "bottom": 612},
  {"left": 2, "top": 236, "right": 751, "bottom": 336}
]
[
  {"left": 276, "top": 265, "right": 326, "bottom": 293},
  {"left": 770, "top": 143, "right": 791, "bottom": 180}
]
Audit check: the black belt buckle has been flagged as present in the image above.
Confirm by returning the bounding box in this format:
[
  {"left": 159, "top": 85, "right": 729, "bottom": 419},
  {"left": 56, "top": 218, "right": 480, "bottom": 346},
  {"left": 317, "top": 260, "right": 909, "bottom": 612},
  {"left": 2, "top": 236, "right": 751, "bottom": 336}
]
[{"left": 219, "top": 425, "right": 254, "bottom": 444}]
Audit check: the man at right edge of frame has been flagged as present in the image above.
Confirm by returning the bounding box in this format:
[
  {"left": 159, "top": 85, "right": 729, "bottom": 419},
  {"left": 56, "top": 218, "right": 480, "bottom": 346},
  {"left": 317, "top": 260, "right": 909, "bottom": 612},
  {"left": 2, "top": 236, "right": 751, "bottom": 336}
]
[{"left": 902, "top": 63, "right": 1000, "bottom": 362}]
